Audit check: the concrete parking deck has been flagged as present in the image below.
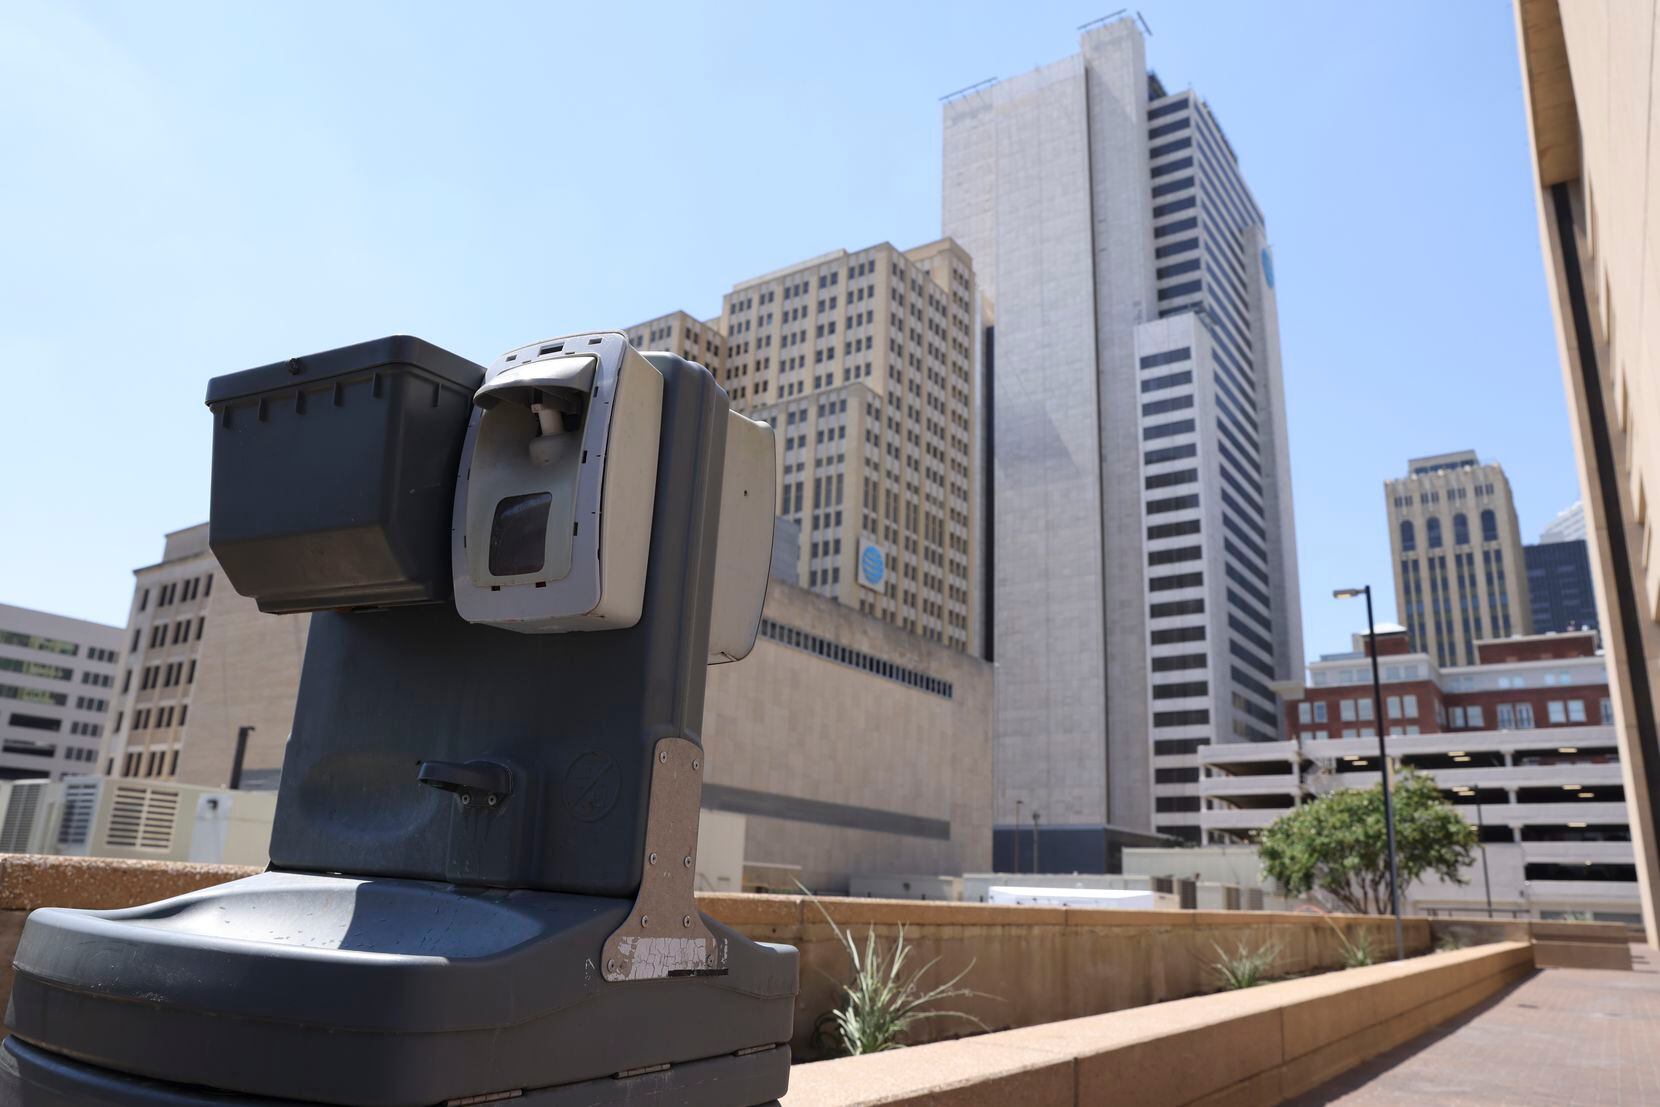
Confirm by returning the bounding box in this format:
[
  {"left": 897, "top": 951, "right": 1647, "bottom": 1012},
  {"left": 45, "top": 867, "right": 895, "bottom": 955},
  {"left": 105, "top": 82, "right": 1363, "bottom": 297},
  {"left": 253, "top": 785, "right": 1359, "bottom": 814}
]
[{"left": 1289, "top": 945, "right": 1660, "bottom": 1106}]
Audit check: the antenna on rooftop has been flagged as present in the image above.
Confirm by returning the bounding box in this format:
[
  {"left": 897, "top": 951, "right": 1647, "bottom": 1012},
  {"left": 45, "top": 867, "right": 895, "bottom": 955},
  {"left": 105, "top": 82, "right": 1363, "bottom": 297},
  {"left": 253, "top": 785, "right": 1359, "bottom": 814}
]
[
  {"left": 939, "top": 78, "right": 997, "bottom": 103},
  {"left": 1079, "top": 10, "right": 1127, "bottom": 32},
  {"left": 1137, "top": 10, "right": 1153, "bottom": 35}
]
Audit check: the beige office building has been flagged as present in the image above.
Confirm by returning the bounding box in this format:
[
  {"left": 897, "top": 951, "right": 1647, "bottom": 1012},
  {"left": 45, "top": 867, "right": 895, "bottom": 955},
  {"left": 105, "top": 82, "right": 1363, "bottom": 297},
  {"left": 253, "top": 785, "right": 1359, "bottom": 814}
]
[
  {"left": 99, "top": 525, "right": 308, "bottom": 789},
  {"left": 1385, "top": 451, "right": 1532, "bottom": 669},
  {"left": 1515, "top": 0, "right": 1660, "bottom": 944},
  {"left": 100, "top": 523, "right": 993, "bottom": 888},
  {"left": 629, "top": 239, "right": 983, "bottom": 654},
  {"left": 623, "top": 311, "right": 727, "bottom": 378}
]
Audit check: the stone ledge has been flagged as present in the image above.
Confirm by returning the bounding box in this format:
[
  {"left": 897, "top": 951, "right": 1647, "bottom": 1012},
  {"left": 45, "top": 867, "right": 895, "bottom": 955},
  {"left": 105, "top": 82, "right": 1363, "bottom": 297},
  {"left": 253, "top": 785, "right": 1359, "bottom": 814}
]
[
  {"left": 0, "top": 855, "right": 260, "bottom": 912},
  {"left": 1532, "top": 939, "right": 1634, "bottom": 970},
  {"left": 781, "top": 942, "right": 1536, "bottom": 1107}
]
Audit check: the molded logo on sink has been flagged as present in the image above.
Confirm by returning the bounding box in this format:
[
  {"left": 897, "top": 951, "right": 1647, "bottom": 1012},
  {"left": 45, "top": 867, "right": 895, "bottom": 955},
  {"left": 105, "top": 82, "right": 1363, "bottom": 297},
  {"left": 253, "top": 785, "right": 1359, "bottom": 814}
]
[{"left": 563, "top": 752, "right": 619, "bottom": 822}]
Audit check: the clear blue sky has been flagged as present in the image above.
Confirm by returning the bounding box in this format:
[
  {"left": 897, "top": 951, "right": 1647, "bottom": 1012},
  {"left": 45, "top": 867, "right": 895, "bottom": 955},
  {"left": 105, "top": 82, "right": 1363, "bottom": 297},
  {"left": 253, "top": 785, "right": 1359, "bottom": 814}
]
[{"left": 0, "top": 0, "right": 1576, "bottom": 662}]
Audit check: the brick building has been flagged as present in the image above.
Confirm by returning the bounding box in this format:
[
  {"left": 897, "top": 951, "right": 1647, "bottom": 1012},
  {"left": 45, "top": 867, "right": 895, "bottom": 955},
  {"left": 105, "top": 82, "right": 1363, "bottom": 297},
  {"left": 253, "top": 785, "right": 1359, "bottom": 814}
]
[{"left": 1199, "top": 627, "right": 1637, "bottom": 922}]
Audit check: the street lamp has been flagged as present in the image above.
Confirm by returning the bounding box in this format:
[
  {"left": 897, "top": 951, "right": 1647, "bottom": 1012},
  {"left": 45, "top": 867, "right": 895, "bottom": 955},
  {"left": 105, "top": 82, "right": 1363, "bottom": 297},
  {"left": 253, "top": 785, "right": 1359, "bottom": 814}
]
[
  {"left": 1014, "top": 799, "right": 1024, "bottom": 875},
  {"left": 1333, "top": 585, "right": 1405, "bottom": 960},
  {"left": 1475, "top": 794, "right": 1495, "bottom": 919},
  {"left": 1031, "top": 810, "right": 1042, "bottom": 875},
  {"left": 1454, "top": 786, "right": 1495, "bottom": 919}
]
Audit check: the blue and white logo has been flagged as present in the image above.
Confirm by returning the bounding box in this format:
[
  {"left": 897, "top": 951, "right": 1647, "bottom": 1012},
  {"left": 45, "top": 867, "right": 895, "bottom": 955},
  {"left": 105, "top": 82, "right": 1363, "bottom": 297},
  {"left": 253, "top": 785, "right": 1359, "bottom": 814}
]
[
  {"left": 1260, "top": 247, "right": 1275, "bottom": 289},
  {"left": 858, "top": 541, "right": 886, "bottom": 591}
]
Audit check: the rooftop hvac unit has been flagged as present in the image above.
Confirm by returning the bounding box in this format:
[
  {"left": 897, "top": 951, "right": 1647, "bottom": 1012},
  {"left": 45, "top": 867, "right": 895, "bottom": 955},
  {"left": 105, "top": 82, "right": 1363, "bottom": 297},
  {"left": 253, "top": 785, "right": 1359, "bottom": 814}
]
[
  {"left": 0, "top": 780, "right": 62, "bottom": 855},
  {"left": 52, "top": 778, "right": 188, "bottom": 861}
]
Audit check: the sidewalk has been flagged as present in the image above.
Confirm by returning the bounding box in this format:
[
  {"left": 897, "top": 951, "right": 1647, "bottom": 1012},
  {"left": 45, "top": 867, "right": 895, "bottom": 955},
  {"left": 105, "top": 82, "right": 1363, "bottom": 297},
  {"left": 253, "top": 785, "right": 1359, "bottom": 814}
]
[{"left": 1288, "top": 945, "right": 1660, "bottom": 1106}]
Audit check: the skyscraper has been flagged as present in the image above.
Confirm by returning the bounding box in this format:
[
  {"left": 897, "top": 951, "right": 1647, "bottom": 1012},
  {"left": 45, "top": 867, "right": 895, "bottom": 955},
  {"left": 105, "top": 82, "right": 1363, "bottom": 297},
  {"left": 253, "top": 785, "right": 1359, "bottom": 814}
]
[
  {"left": 1385, "top": 451, "right": 1533, "bottom": 668},
  {"left": 942, "top": 16, "right": 1302, "bottom": 858},
  {"left": 1525, "top": 539, "right": 1599, "bottom": 635},
  {"left": 1539, "top": 500, "right": 1586, "bottom": 543}
]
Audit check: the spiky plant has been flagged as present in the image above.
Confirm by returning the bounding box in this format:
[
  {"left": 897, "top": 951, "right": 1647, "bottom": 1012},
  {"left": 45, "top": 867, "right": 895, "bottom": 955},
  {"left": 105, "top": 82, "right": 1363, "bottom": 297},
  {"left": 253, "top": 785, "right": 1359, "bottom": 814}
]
[
  {"left": 1210, "top": 939, "right": 1281, "bottom": 990},
  {"left": 802, "top": 888, "right": 991, "bottom": 1055},
  {"left": 1336, "top": 926, "right": 1376, "bottom": 968}
]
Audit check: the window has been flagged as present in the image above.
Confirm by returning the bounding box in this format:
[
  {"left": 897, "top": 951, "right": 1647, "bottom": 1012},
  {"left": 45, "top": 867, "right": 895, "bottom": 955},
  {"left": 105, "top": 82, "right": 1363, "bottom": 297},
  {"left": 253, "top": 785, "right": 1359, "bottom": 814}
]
[
  {"left": 1340, "top": 700, "right": 1357, "bottom": 722},
  {"left": 1399, "top": 520, "right": 1415, "bottom": 552},
  {"left": 1426, "top": 517, "right": 1443, "bottom": 548},
  {"left": 1548, "top": 701, "right": 1567, "bottom": 724},
  {"left": 1481, "top": 509, "right": 1498, "bottom": 542},
  {"left": 1453, "top": 513, "right": 1469, "bottom": 545},
  {"left": 1450, "top": 706, "right": 1466, "bottom": 727},
  {"left": 1387, "top": 696, "right": 1401, "bottom": 719},
  {"left": 1403, "top": 694, "right": 1418, "bottom": 717},
  {"left": 1313, "top": 702, "right": 1328, "bottom": 723},
  {"left": 1568, "top": 700, "right": 1587, "bottom": 723},
  {"left": 1497, "top": 704, "right": 1515, "bottom": 729},
  {"left": 1467, "top": 705, "right": 1485, "bottom": 728},
  {"left": 1602, "top": 698, "right": 1614, "bottom": 724},
  {"left": 1298, "top": 703, "right": 1312, "bottom": 724},
  {"left": 1357, "top": 698, "right": 1374, "bottom": 721},
  {"left": 1516, "top": 703, "right": 1535, "bottom": 728}
]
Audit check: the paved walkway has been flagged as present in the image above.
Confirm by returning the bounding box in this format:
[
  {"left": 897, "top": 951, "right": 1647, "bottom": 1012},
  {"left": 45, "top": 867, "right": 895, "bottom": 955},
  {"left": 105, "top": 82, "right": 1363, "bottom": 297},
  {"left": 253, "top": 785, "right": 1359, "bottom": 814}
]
[{"left": 1289, "top": 946, "right": 1660, "bottom": 1106}]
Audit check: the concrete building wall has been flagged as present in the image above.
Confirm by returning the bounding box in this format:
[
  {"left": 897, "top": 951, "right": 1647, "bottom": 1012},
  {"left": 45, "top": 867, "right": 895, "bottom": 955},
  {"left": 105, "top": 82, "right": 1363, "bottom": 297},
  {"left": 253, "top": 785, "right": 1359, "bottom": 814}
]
[
  {"left": 172, "top": 589, "right": 309, "bottom": 790},
  {"left": 1514, "top": 0, "right": 1660, "bottom": 943},
  {"left": 0, "top": 604, "right": 122, "bottom": 779},
  {"left": 702, "top": 581, "right": 993, "bottom": 893},
  {"left": 98, "top": 525, "right": 308, "bottom": 789}
]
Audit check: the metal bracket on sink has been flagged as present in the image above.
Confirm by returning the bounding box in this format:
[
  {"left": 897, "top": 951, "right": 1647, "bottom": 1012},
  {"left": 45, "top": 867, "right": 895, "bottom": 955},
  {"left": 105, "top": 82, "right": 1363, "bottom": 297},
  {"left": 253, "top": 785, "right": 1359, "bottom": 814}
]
[{"left": 600, "top": 736, "right": 727, "bottom": 982}]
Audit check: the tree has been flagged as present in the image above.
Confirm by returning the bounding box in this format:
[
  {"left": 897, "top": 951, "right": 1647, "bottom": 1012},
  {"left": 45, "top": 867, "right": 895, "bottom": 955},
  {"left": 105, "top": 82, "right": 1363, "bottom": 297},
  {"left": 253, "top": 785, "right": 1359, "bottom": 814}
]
[{"left": 1258, "top": 769, "right": 1477, "bottom": 915}]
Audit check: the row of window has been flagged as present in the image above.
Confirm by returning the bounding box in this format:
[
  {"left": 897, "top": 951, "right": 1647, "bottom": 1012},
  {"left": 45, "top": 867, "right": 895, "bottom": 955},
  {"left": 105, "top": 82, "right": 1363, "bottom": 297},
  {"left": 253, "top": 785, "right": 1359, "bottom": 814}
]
[
  {"left": 757, "top": 618, "right": 953, "bottom": 698},
  {"left": 123, "top": 747, "right": 179, "bottom": 779},
  {"left": 0, "top": 629, "right": 80, "bottom": 657},
  {"left": 0, "top": 683, "right": 65, "bottom": 707},
  {"left": 0, "top": 657, "right": 73, "bottom": 682},
  {"left": 138, "top": 574, "right": 212, "bottom": 613},
  {"left": 1399, "top": 512, "right": 1499, "bottom": 551}
]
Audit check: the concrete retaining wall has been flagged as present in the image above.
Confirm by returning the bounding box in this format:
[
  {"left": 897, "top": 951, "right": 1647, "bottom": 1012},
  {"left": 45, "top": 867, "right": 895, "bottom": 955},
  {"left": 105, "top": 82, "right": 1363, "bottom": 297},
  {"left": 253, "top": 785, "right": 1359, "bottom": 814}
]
[
  {"left": 0, "top": 856, "right": 1618, "bottom": 1061},
  {"left": 781, "top": 941, "right": 1537, "bottom": 1106},
  {"left": 704, "top": 894, "right": 1431, "bottom": 1056}
]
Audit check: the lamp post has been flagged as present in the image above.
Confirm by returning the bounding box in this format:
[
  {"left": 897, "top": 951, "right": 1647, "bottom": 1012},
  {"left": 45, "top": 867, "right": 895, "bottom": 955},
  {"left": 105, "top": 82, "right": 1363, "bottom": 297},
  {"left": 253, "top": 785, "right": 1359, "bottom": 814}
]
[
  {"left": 1333, "top": 585, "right": 1404, "bottom": 960},
  {"left": 1475, "top": 795, "right": 1494, "bottom": 919},
  {"left": 1031, "top": 810, "right": 1041, "bottom": 875},
  {"left": 1454, "top": 785, "right": 1496, "bottom": 919},
  {"left": 1014, "top": 799, "right": 1024, "bottom": 875}
]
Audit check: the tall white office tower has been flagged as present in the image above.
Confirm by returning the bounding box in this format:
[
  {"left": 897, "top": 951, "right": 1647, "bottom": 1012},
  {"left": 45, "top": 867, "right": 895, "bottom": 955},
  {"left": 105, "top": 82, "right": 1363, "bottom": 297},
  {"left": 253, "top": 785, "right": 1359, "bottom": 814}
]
[{"left": 943, "top": 16, "right": 1302, "bottom": 862}]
